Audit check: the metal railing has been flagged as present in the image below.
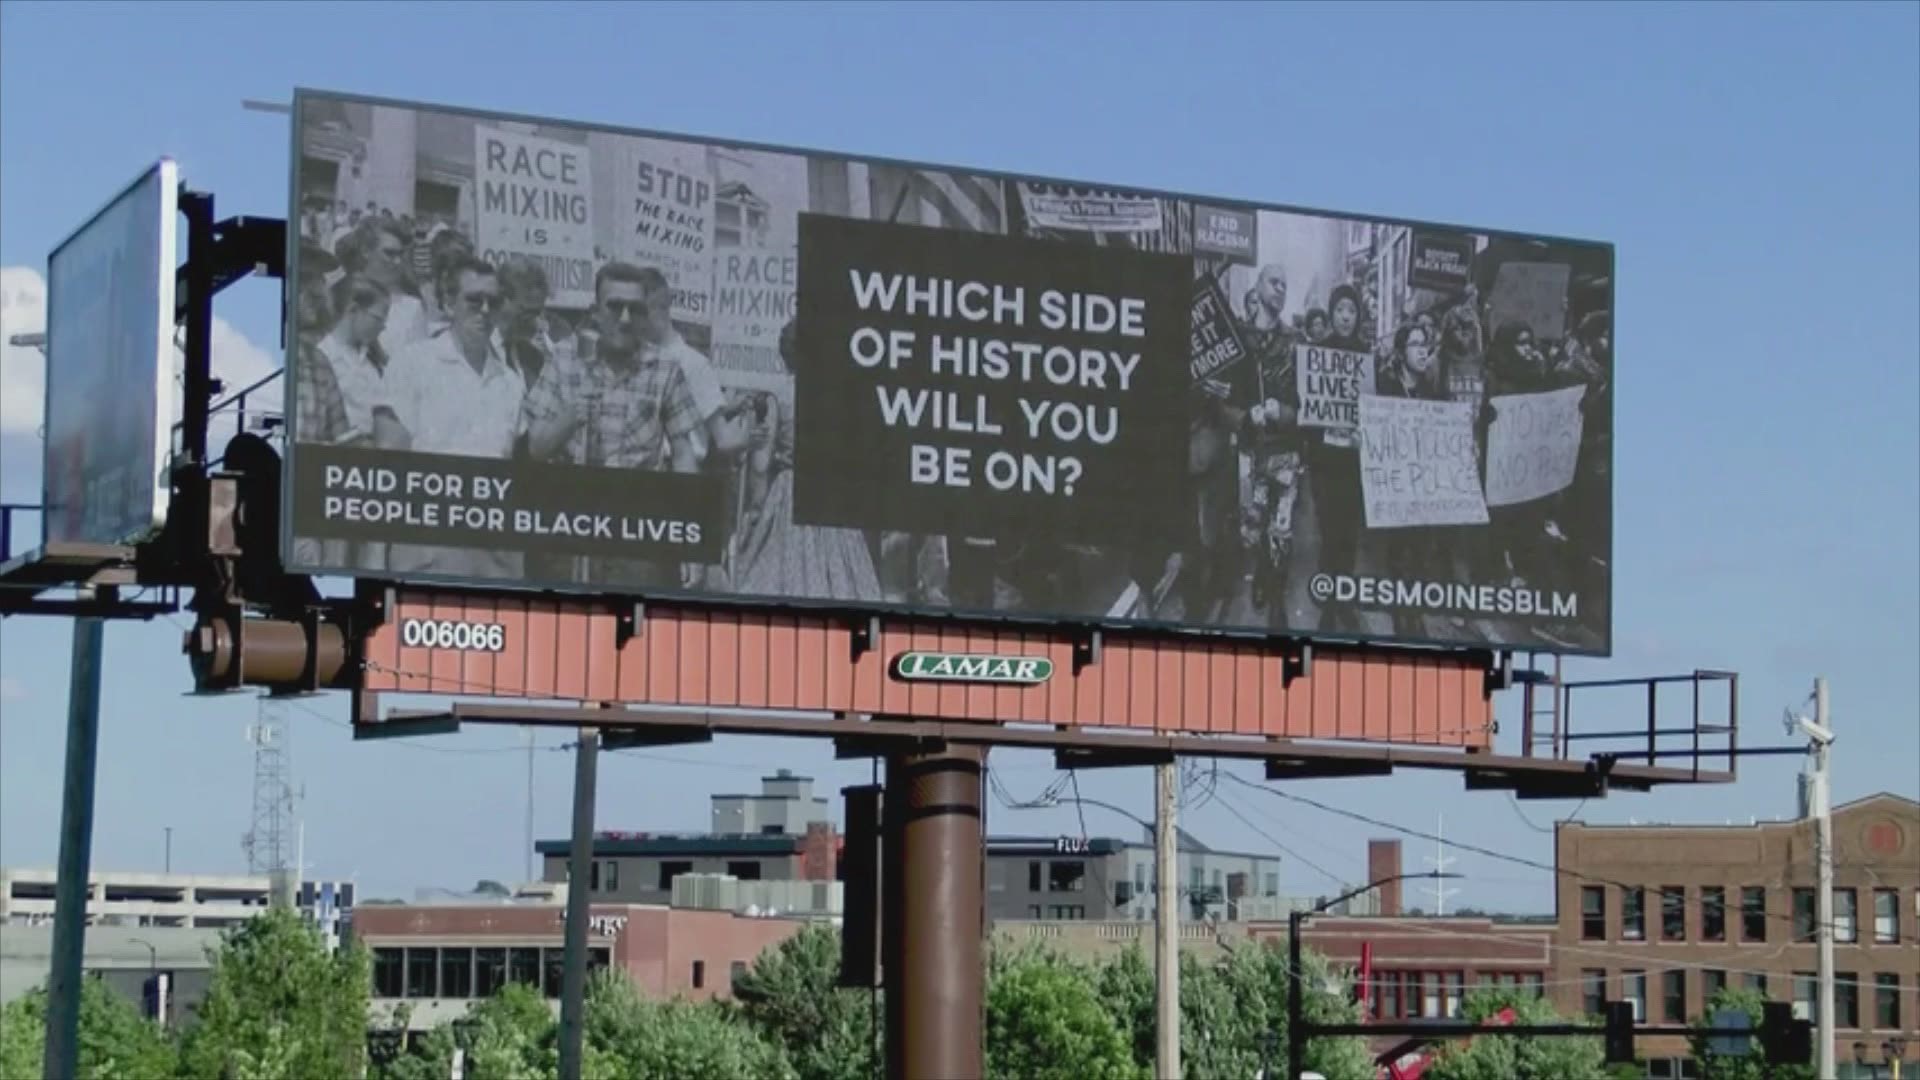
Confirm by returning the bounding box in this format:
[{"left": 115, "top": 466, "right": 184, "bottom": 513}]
[{"left": 1534, "top": 669, "right": 1743, "bottom": 779}]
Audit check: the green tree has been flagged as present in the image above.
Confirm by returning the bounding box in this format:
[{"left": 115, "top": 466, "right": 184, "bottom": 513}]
[
  {"left": 986, "top": 947, "right": 1144, "bottom": 1080},
  {"left": 1174, "top": 942, "right": 1372, "bottom": 1080},
  {"left": 0, "top": 975, "right": 176, "bottom": 1080},
  {"left": 461, "top": 981, "right": 558, "bottom": 1080},
  {"left": 1088, "top": 944, "right": 1155, "bottom": 1070},
  {"left": 1423, "top": 987, "right": 1607, "bottom": 1080},
  {"left": 176, "top": 905, "right": 370, "bottom": 1079},
  {"left": 582, "top": 969, "right": 794, "bottom": 1078},
  {"left": 731, "top": 924, "right": 877, "bottom": 1080},
  {"left": 1689, "top": 985, "right": 1816, "bottom": 1080}
]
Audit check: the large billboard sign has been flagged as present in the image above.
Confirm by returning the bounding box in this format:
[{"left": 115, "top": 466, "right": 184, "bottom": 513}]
[
  {"left": 284, "top": 90, "right": 1614, "bottom": 655},
  {"left": 44, "top": 158, "right": 179, "bottom": 547}
]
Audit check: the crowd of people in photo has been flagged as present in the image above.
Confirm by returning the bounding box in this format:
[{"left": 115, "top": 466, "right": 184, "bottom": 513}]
[
  {"left": 293, "top": 204, "right": 803, "bottom": 591},
  {"left": 1182, "top": 257, "right": 1612, "bottom": 647}
]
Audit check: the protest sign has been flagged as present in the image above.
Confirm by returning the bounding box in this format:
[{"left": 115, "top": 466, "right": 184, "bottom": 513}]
[
  {"left": 1194, "top": 205, "right": 1256, "bottom": 265},
  {"left": 1296, "top": 343, "right": 1377, "bottom": 440},
  {"left": 1408, "top": 229, "right": 1474, "bottom": 293},
  {"left": 1357, "top": 394, "right": 1489, "bottom": 528},
  {"left": 1484, "top": 384, "right": 1586, "bottom": 507},
  {"left": 712, "top": 243, "right": 798, "bottom": 373},
  {"left": 621, "top": 136, "right": 715, "bottom": 327},
  {"left": 1489, "top": 260, "right": 1571, "bottom": 341},
  {"left": 471, "top": 126, "right": 596, "bottom": 309},
  {"left": 1189, "top": 275, "right": 1248, "bottom": 383},
  {"left": 792, "top": 212, "right": 1188, "bottom": 546},
  {"left": 1017, "top": 182, "right": 1163, "bottom": 234}
]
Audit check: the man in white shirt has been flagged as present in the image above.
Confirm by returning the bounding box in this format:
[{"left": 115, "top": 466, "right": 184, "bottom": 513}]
[{"left": 383, "top": 254, "right": 527, "bottom": 582}]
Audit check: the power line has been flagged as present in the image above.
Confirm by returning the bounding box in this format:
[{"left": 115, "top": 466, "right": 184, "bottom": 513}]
[
  {"left": 1220, "top": 774, "right": 1872, "bottom": 936},
  {"left": 1210, "top": 789, "right": 1349, "bottom": 889}
]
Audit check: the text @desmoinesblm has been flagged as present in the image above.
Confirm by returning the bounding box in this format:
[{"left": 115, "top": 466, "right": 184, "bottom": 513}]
[{"left": 293, "top": 448, "right": 723, "bottom": 561}]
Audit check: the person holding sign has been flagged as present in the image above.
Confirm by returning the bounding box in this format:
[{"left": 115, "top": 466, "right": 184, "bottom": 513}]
[{"left": 1301, "top": 282, "right": 1371, "bottom": 633}]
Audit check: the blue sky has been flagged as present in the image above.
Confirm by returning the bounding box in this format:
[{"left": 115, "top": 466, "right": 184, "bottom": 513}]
[{"left": 1, "top": 0, "right": 1914, "bottom": 910}]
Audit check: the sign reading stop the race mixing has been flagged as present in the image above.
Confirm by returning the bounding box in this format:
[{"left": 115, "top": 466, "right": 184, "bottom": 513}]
[{"left": 283, "top": 88, "right": 1616, "bottom": 656}]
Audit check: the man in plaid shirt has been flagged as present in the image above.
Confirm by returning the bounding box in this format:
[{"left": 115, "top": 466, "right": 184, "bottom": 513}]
[{"left": 521, "top": 260, "right": 704, "bottom": 587}]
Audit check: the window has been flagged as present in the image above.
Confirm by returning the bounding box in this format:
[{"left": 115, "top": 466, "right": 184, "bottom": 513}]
[
  {"left": 1048, "top": 904, "right": 1086, "bottom": 919},
  {"left": 1874, "top": 889, "right": 1900, "bottom": 943},
  {"left": 406, "top": 948, "right": 437, "bottom": 999},
  {"left": 1421, "top": 974, "right": 1441, "bottom": 1019},
  {"left": 1048, "top": 861, "right": 1086, "bottom": 893},
  {"left": 1623, "top": 887, "right": 1646, "bottom": 941},
  {"left": 1662, "top": 969, "right": 1686, "bottom": 1023},
  {"left": 1582, "top": 970, "right": 1607, "bottom": 1017},
  {"left": 1744, "top": 971, "right": 1768, "bottom": 997},
  {"left": 1027, "top": 905, "right": 1042, "bottom": 919},
  {"left": 589, "top": 861, "right": 601, "bottom": 891},
  {"left": 1703, "top": 969, "right": 1727, "bottom": 1004},
  {"left": 1135, "top": 864, "right": 1147, "bottom": 900},
  {"left": 1114, "top": 880, "right": 1133, "bottom": 907},
  {"left": 1702, "top": 886, "right": 1726, "bottom": 942},
  {"left": 730, "top": 960, "right": 748, "bottom": 984},
  {"left": 1742, "top": 887, "right": 1768, "bottom": 942},
  {"left": 1582, "top": 886, "right": 1607, "bottom": 940},
  {"left": 476, "top": 948, "right": 506, "bottom": 997},
  {"left": 1028, "top": 861, "right": 1041, "bottom": 892},
  {"left": 604, "top": 860, "right": 619, "bottom": 892},
  {"left": 1874, "top": 973, "right": 1900, "bottom": 1029},
  {"left": 542, "top": 949, "right": 563, "bottom": 998},
  {"left": 691, "top": 960, "right": 706, "bottom": 990},
  {"left": 1793, "top": 887, "right": 1816, "bottom": 942},
  {"left": 373, "top": 948, "right": 404, "bottom": 998},
  {"left": 1662, "top": 886, "right": 1687, "bottom": 941},
  {"left": 1835, "top": 888, "right": 1858, "bottom": 943},
  {"left": 509, "top": 946, "right": 540, "bottom": 988},
  {"left": 1836, "top": 973, "right": 1859, "bottom": 1028},
  {"left": 1264, "top": 872, "right": 1278, "bottom": 897},
  {"left": 1623, "top": 971, "right": 1647, "bottom": 1022},
  {"left": 1793, "top": 972, "right": 1816, "bottom": 1021},
  {"left": 1443, "top": 972, "right": 1464, "bottom": 1018},
  {"left": 441, "top": 948, "right": 473, "bottom": 999},
  {"left": 658, "top": 861, "right": 693, "bottom": 891},
  {"left": 727, "top": 861, "right": 764, "bottom": 881},
  {"left": 589, "top": 948, "right": 609, "bottom": 975},
  {"left": 1522, "top": 973, "right": 1544, "bottom": 998}
]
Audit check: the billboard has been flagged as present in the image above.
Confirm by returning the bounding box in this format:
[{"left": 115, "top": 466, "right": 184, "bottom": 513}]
[
  {"left": 284, "top": 90, "right": 1614, "bottom": 656},
  {"left": 43, "top": 158, "right": 180, "bottom": 547}
]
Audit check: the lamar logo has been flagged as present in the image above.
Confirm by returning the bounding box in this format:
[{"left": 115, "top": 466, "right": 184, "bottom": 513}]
[{"left": 892, "top": 651, "right": 1054, "bottom": 686}]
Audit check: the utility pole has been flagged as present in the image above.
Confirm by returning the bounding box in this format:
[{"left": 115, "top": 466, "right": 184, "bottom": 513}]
[
  {"left": 1155, "top": 760, "right": 1180, "bottom": 1080},
  {"left": 1812, "top": 677, "right": 1835, "bottom": 1080},
  {"left": 557, "top": 728, "right": 599, "bottom": 1080},
  {"left": 42, "top": 606, "right": 105, "bottom": 1080}
]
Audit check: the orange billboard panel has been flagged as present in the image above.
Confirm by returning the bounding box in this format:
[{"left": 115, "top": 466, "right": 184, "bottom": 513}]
[{"left": 362, "top": 590, "right": 1493, "bottom": 748}]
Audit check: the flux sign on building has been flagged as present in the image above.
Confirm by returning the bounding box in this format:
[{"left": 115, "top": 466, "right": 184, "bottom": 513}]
[{"left": 892, "top": 652, "right": 1054, "bottom": 686}]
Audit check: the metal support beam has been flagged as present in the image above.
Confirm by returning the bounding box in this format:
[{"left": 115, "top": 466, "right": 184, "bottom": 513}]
[
  {"left": 42, "top": 607, "right": 106, "bottom": 1080},
  {"left": 884, "top": 745, "right": 985, "bottom": 1080},
  {"left": 557, "top": 729, "right": 599, "bottom": 1080}
]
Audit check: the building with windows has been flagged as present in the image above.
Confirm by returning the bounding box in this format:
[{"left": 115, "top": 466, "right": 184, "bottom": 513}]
[
  {"left": 985, "top": 829, "right": 1288, "bottom": 923},
  {"left": 1551, "top": 792, "right": 1920, "bottom": 1079},
  {"left": 351, "top": 895, "right": 807, "bottom": 1031},
  {"left": 536, "top": 770, "right": 839, "bottom": 906},
  {"left": 1, "top": 867, "right": 354, "bottom": 930}
]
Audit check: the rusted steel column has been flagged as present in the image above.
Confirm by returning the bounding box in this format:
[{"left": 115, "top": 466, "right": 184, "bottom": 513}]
[{"left": 884, "top": 745, "right": 987, "bottom": 1080}]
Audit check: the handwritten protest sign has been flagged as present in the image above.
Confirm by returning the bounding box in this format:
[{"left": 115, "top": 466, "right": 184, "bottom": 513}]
[
  {"left": 1296, "top": 343, "right": 1376, "bottom": 446},
  {"left": 1357, "top": 395, "right": 1489, "bottom": 528},
  {"left": 620, "top": 136, "right": 714, "bottom": 327},
  {"left": 472, "top": 127, "right": 596, "bottom": 308},
  {"left": 1409, "top": 229, "right": 1473, "bottom": 293},
  {"left": 712, "top": 243, "right": 797, "bottom": 373},
  {"left": 1189, "top": 275, "right": 1248, "bottom": 383},
  {"left": 1489, "top": 261, "right": 1570, "bottom": 341},
  {"left": 1484, "top": 384, "right": 1586, "bottom": 507},
  {"left": 1194, "top": 205, "right": 1256, "bottom": 265},
  {"left": 1017, "top": 182, "right": 1162, "bottom": 233}
]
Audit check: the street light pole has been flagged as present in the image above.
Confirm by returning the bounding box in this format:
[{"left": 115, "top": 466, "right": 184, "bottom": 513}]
[{"left": 1287, "top": 872, "right": 1460, "bottom": 1080}]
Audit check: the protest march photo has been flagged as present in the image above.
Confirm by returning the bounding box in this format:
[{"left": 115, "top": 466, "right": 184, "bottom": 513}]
[{"left": 286, "top": 92, "right": 1613, "bottom": 654}]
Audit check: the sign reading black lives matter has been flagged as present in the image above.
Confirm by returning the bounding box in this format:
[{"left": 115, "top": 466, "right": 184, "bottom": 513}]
[{"left": 282, "top": 89, "right": 1616, "bottom": 656}]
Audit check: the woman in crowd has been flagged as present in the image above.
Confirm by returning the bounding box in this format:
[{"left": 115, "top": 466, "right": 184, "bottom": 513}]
[
  {"left": 1372, "top": 322, "right": 1455, "bottom": 637},
  {"left": 1300, "top": 281, "right": 1370, "bottom": 633},
  {"left": 727, "top": 317, "right": 883, "bottom": 603},
  {"left": 1322, "top": 284, "right": 1368, "bottom": 351}
]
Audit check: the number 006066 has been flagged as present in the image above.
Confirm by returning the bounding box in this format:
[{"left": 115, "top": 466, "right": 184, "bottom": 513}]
[{"left": 399, "top": 619, "right": 506, "bottom": 653}]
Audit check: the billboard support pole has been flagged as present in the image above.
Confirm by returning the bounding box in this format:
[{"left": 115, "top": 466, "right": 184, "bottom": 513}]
[
  {"left": 42, "top": 591, "right": 108, "bottom": 1080},
  {"left": 558, "top": 727, "right": 599, "bottom": 1080},
  {"left": 885, "top": 744, "right": 986, "bottom": 1080}
]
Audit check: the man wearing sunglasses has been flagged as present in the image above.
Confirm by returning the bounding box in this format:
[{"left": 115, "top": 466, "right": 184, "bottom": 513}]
[
  {"left": 380, "top": 254, "right": 529, "bottom": 580},
  {"left": 520, "top": 260, "right": 704, "bottom": 588}
]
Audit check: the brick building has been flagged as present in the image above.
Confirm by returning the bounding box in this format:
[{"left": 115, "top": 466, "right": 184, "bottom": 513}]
[
  {"left": 1551, "top": 792, "right": 1920, "bottom": 1078},
  {"left": 351, "top": 900, "right": 806, "bottom": 1031}
]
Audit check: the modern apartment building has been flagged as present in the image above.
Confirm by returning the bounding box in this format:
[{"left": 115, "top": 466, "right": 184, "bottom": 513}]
[
  {"left": 1550, "top": 792, "right": 1919, "bottom": 1079},
  {"left": 984, "top": 829, "right": 1287, "bottom": 923}
]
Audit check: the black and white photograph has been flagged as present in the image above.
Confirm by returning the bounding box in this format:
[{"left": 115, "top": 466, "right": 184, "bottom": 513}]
[{"left": 284, "top": 90, "right": 1613, "bottom": 654}]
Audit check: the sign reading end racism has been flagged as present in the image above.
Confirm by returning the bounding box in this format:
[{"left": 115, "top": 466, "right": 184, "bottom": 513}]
[{"left": 792, "top": 213, "right": 1188, "bottom": 547}]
